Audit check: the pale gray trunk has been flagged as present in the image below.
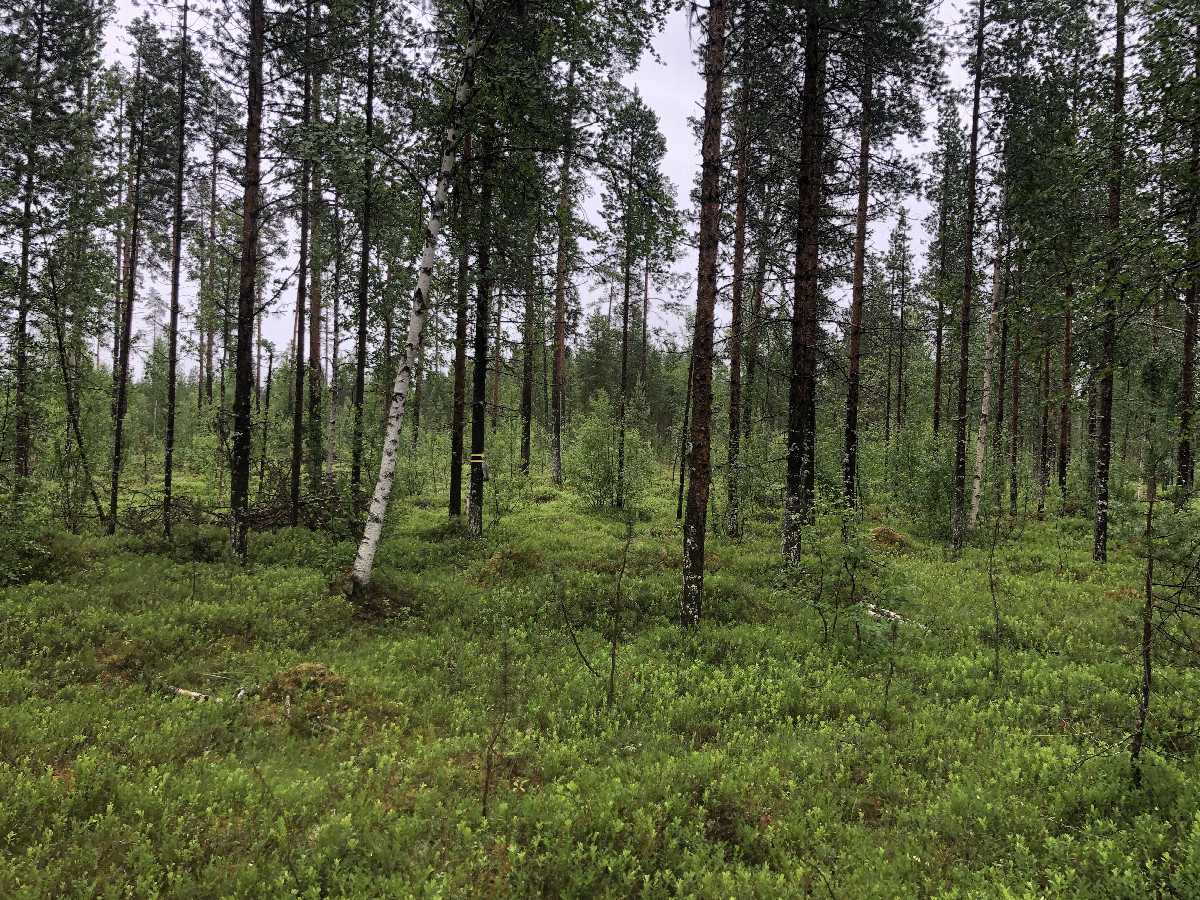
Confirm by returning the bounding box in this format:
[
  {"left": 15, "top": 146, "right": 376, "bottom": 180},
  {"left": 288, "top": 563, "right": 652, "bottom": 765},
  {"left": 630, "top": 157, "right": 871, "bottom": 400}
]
[{"left": 347, "top": 38, "right": 478, "bottom": 593}]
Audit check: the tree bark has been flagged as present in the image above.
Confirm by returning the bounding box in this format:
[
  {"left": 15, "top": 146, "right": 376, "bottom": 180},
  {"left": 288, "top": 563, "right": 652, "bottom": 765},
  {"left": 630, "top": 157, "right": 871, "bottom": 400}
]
[
  {"left": 109, "top": 58, "right": 146, "bottom": 535},
  {"left": 229, "top": 0, "right": 264, "bottom": 558},
  {"left": 348, "top": 34, "right": 480, "bottom": 591},
  {"left": 1057, "top": 294, "right": 1072, "bottom": 509},
  {"left": 469, "top": 128, "right": 495, "bottom": 539},
  {"left": 952, "top": 0, "right": 985, "bottom": 553},
  {"left": 164, "top": 0, "right": 189, "bottom": 537},
  {"left": 1094, "top": 0, "right": 1124, "bottom": 562},
  {"left": 449, "top": 133, "right": 472, "bottom": 516},
  {"left": 968, "top": 222, "right": 1005, "bottom": 531},
  {"left": 680, "top": 0, "right": 726, "bottom": 627},
  {"left": 727, "top": 85, "right": 748, "bottom": 534},
  {"left": 551, "top": 64, "right": 575, "bottom": 486},
  {"left": 308, "top": 64, "right": 325, "bottom": 489},
  {"left": 290, "top": 0, "right": 313, "bottom": 525},
  {"left": 842, "top": 60, "right": 872, "bottom": 506},
  {"left": 782, "top": 4, "right": 823, "bottom": 565},
  {"left": 351, "top": 10, "right": 376, "bottom": 498}
]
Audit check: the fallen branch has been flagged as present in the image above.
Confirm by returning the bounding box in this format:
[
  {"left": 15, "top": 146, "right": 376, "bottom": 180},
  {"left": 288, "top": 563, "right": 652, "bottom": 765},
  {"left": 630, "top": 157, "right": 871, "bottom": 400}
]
[
  {"left": 171, "top": 687, "right": 223, "bottom": 702},
  {"left": 865, "top": 604, "right": 928, "bottom": 632},
  {"left": 170, "top": 685, "right": 249, "bottom": 704}
]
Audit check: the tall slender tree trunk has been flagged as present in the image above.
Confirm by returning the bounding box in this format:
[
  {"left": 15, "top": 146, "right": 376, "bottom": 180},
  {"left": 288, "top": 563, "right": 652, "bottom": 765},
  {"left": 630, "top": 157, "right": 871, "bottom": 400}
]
[
  {"left": 680, "top": 0, "right": 726, "bottom": 627},
  {"left": 308, "top": 64, "right": 325, "bottom": 489},
  {"left": 289, "top": 0, "right": 313, "bottom": 525},
  {"left": 491, "top": 289, "right": 502, "bottom": 432},
  {"left": 952, "top": 0, "right": 985, "bottom": 553},
  {"left": 843, "top": 59, "right": 872, "bottom": 506},
  {"left": 1179, "top": 84, "right": 1199, "bottom": 488},
  {"left": 968, "top": 218, "right": 1005, "bottom": 530},
  {"left": 449, "top": 133, "right": 472, "bottom": 516},
  {"left": 782, "top": 4, "right": 823, "bottom": 565},
  {"left": 1010, "top": 315, "right": 1021, "bottom": 516},
  {"left": 520, "top": 222, "right": 535, "bottom": 475},
  {"left": 727, "top": 86, "right": 749, "bottom": 535},
  {"left": 229, "top": 0, "right": 264, "bottom": 558},
  {"left": 164, "top": 0, "right": 189, "bottom": 537},
  {"left": 1057, "top": 293, "right": 1072, "bottom": 509},
  {"left": 348, "top": 32, "right": 481, "bottom": 592},
  {"left": 351, "top": 12, "right": 376, "bottom": 498},
  {"left": 551, "top": 64, "right": 575, "bottom": 486},
  {"left": 617, "top": 146, "right": 633, "bottom": 509},
  {"left": 677, "top": 351, "right": 693, "bottom": 522},
  {"left": 109, "top": 60, "right": 146, "bottom": 535},
  {"left": 205, "top": 136, "right": 217, "bottom": 404},
  {"left": 641, "top": 258, "right": 650, "bottom": 386},
  {"left": 1095, "top": 0, "right": 1125, "bottom": 562},
  {"left": 469, "top": 128, "right": 495, "bottom": 539},
  {"left": 13, "top": 2, "right": 46, "bottom": 494},
  {"left": 1038, "top": 331, "right": 1051, "bottom": 514},
  {"left": 932, "top": 167, "right": 950, "bottom": 439}
]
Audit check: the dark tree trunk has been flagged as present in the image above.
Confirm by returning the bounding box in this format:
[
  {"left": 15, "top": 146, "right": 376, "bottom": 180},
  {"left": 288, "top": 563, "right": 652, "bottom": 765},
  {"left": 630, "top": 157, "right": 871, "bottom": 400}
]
[
  {"left": 1179, "top": 100, "right": 1199, "bottom": 488},
  {"left": 1094, "top": 0, "right": 1124, "bottom": 562},
  {"left": 468, "top": 131, "right": 495, "bottom": 539},
  {"left": 617, "top": 150, "right": 633, "bottom": 509},
  {"left": 520, "top": 215, "right": 536, "bottom": 475},
  {"left": 351, "top": 12, "right": 376, "bottom": 498},
  {"left": 1010, "top": 317, "right": 1021, "bottom": 516},
  {"left": 1058, "top": 294, "right": 1072, "bottom": 510},
  {"left": 551, "top": 66, "right": 575, "bottom": 486},
  {"left": 449, "top": 134, "right": 471, "bottom": 516},
  {"left": 164, "top": 0, "right": 189, "bottom": 537},
  {"left": 290, "top": 0, "right": 313, "bottom": 525},
  {"left": 843, "top": 60, "right": 872, "bottom": 506},
  {"left": 229, "top": 0, "right": 264, "bottom": 558},
  {"left": 307, "top": 64, "right": 325, "bottom": 490},
  {"left": 678, "top": 350, "right": 694, "bottom": 522},
  {"left": 932, "top": 164, "right": 950, "bottom": 439},
  {"left": 109, "top": 60, "right": 146, "bottom": 535},
  {"left": 1038, "top": 329, "right": 1051, "bottom": 514},
  {"left": 782, "top": 4, "right": 823, "bottom": 565},
  {"left": 727, "top": 86, "right": 748, "bottom": 534},
  {"left": 952, "top": 0, "right": 985, "bottom": 552},
  {"left": 680, "top": 0, "right": 726, "bottom": 627}
]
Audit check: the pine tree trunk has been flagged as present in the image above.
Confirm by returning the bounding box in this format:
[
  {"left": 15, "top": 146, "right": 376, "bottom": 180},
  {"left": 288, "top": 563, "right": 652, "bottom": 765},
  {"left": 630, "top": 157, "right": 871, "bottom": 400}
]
[
  {"left": 348, "top": 34, "right": 480, "bottom": 591},
  {"left": 782, "top": 4, "right": 822, "bottom": 566},
  {"left": 1038, "top": 332, "right": 1051, "bottom": 514},
  {"left": 164, "top": 0, "right": 189, "bottom": 537},
  {"left": 351, "top": 13, "right": 376, "bottom": 498},
  {"left": 550, "top": 65, "right": 575, "bottom": 486},
  {"left": 617, "top": 150, "right": 633, "bottom": 509},
  {"left": 1094, "top": 0, "right": 1124, "bottom": 562},
  {"left": 308, "top": 64, "right": 325, "bottom": 489},
  {"left": 469, "top": 128, "right": 495, "bottom": 539},
  {"left": 727, "top": 86, "right": 748, "bottom": 535},
  {"left": 676, "top": 352, "right": 693, "bottom": 522},
  {"left": 449, "top": 133, "right": 472, "bottom": 516},
  {"left": 520, "top": 220, "right": 535, "bottom": 475},
  {"left": 932, "top": 169, "right": 949, "bottom": 439},
  {"left": 1057, "top": 291, "right": 1073, "bottom": 510},
  {"left": 290, "top": 0, "right": 313, "bottom": 525},
  {"left": 1179, "top": 102, "right": 1199, "bottom": 487},
  {"left": 229, "top": 0, "right": 264, "bottom": 558},
  {"left": 109, "top": 59, "right": 146, "bottom": 535},
  {"left": 843, "top": 61, "right": 872, "bottom": 506},
  {"left": 680, "top": 0, "right": 726, "bottom": 626},
  {"left": 968, "top": 224, "right": 1005, "bottom": 530},
  {"left": 952, "top": 0, "right": 985, "bottom": 553},
  {"left": 1010, "top": 316, "right": 1021, "bottom": 515},
  {"left": 13, "top": 0, "right": 45, "bottom": 494}
]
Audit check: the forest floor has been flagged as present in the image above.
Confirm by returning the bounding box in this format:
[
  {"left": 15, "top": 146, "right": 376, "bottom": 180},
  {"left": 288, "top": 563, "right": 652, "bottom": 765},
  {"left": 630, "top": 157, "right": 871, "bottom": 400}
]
[{"left": 3, "top": 473, "right": 1200, "bottom": 898}]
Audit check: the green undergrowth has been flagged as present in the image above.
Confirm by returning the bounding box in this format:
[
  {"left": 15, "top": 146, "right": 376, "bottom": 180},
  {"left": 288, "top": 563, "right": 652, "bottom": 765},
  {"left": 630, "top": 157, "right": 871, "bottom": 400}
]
[{"left": 2, "top": 475, "right": 1199, "bottom": 898}]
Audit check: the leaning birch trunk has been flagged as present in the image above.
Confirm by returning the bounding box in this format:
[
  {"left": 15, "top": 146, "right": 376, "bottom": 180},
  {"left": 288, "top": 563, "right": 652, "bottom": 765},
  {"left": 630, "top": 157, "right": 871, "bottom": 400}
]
[
  {"left": 346, "top": 37, "right": 478, "bottom": 597},
  {"left": 968, "top": 231, "right": 1005, "bottom": 531}
]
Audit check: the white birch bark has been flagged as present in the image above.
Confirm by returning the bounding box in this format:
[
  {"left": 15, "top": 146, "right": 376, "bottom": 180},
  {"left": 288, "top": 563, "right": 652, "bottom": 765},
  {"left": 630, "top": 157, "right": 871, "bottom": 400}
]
[
  {"left": 347, "top": 37, "right": 479, "bottom": 594},
  {"left": 968, "top": 231, "right": 1005, "bottom": 531}
]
